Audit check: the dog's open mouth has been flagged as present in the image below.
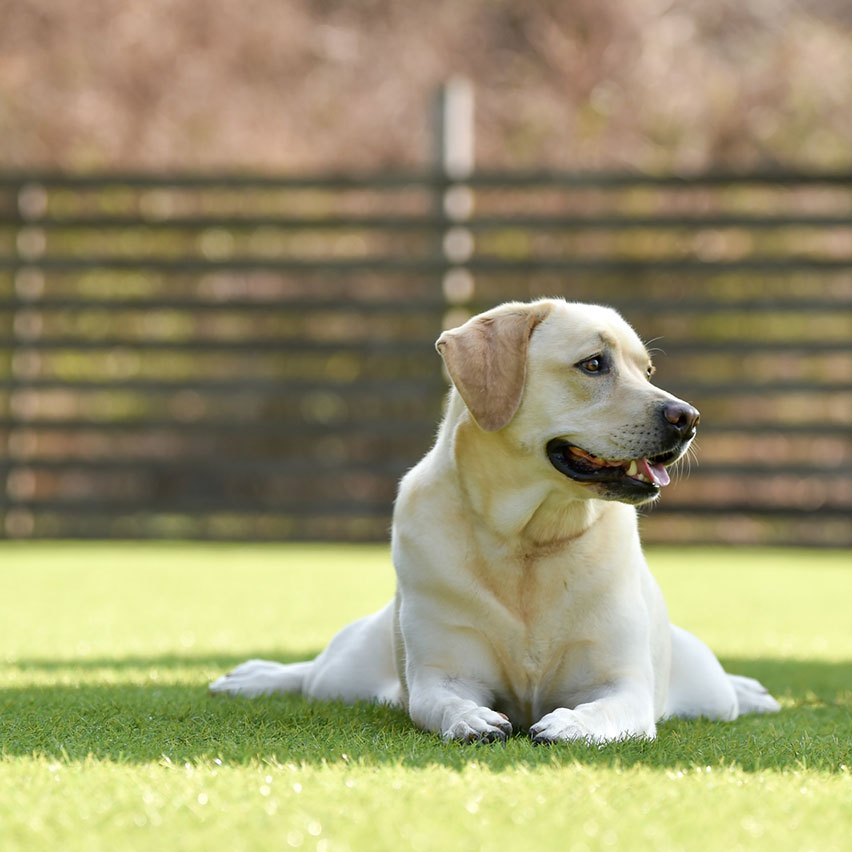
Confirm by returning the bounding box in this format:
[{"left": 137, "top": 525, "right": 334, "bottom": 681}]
[{"left": 546, "top": 439, "right": 680, "bottom": 491}]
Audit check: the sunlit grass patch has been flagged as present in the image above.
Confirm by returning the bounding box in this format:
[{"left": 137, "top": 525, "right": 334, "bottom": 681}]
[{"left": 1, "top": 542, "right": 850, "bottom": 851}]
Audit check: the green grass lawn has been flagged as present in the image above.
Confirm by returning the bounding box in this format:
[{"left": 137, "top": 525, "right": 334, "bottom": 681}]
[{"left": 1, "top": 543, "right": 850, "bottom": 851}]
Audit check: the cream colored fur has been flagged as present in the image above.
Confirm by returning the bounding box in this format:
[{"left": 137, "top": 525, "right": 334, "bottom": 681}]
[{"left": 210, "top": 298, "right": 780, "bottom": 743}]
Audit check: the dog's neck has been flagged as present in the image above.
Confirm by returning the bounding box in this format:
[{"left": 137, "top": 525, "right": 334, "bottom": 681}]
[{"left": 447, "top": 407, "right": 608, "bottom": 548}]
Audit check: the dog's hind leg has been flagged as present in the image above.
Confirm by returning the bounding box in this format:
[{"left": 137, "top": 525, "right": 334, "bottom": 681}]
[
  {"left": 302, "top": 601, "right": 402, "bottom": 706},
  {"left": 663, "top": 624, "right": 737, "bottom": 721},
  {"left": 209, "top": 601, "right": 401, "bottom": 706},
  {"left": 664, "top": 624, "right": 780, "bottom": 721},
  {"left": 209, "top": 659, "right": 313, "bottom": 697}
]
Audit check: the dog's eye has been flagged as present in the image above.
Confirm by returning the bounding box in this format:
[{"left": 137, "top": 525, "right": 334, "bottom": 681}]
[
  {"left": 646, "top": 365, "right": 655, "bottom": 379},
  {"left": 577, "top": 355, "right": 607, "bottom": 374}
]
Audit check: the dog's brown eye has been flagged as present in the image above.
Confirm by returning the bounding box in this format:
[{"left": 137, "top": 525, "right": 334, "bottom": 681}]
[{"left": 578, "top": 355, "right": 607, "bottom": 374}]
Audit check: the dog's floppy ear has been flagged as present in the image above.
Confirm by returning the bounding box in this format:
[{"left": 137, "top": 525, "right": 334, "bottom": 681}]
[{"left": 436, "top": 302, "right": 552, "bottom": 431}]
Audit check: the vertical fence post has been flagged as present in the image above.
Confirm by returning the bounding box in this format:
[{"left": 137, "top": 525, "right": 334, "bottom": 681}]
[
  {"left": 2, "top": 181, "right": 24, "bottom": 539},
  {"left": 4, "top": 182, "right": 47, "bottom": 538},
  {"left": 434, "top": 77, "right": 475, "bottom": 331}
]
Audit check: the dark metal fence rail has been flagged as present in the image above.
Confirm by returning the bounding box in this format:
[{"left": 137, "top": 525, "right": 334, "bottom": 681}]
[{"left": 1, "top": 170, "right": 850, "bottom": 546}]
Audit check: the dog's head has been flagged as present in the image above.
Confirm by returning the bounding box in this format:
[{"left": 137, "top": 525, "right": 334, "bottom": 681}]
[{"left": 436, "top": 298, "right": 698, "bottom": 505}]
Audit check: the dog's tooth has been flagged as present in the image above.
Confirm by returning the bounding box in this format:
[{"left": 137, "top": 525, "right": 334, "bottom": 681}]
[{"left": 626, "top": 460, "right": 638, "bottom": 477}]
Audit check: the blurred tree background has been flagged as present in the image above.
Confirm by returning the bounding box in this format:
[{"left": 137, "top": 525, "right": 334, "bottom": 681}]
[
  {"left": 0, "top": 0, "right": 850, "bottom": 546},
  {"left": 2, "top": 0, "right": 852, "bottom": 172}
]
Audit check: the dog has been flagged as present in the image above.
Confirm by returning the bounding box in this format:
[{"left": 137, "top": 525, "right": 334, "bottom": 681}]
[{"left": 210, "top": 298, "right": 780, "bottom": 743}]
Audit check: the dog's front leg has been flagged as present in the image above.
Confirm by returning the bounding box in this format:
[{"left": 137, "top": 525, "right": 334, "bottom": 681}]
[
  {"left": 529, "top": 683, "right": 657, "bottom": 745},
  {"left": 406, "top": 667, "right": 513, "bottom": 743}
]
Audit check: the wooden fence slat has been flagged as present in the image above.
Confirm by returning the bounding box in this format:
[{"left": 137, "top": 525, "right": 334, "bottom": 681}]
[{"left": 2, "top": 168, "right": 851, "bottom": 545}]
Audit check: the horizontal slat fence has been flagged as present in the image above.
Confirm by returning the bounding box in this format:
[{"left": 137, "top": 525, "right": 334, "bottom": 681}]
[{"left": 0, "top": 171, "right": 850, "bottom": 546}]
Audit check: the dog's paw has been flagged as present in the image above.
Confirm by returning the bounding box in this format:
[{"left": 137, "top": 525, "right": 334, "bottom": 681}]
[
  {"left": 728, "top": 674, "right": 781, "bottom": 715},
  {"left": 529, "top": 708, "right": 602, "bottom": 745},
  {"left": 208, "top": 659, "right": 296, "bottom": 697},
  {"left": 529, "top": 707, "right": 654, "bottom": 745},
  {"left": 443, "top": 707, "right": 513, "bottom": 744}
]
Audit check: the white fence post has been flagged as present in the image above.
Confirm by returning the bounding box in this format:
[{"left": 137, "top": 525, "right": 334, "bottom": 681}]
[{"left": 435, "top": 77, "right": 475, "bottom": 331}]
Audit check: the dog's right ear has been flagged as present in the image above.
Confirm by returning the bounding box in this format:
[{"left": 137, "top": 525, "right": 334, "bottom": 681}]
[{"left": 436, "top": 303, "right": 552, "bottom": 431}]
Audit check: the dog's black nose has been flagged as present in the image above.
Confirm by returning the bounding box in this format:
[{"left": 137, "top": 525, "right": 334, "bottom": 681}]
[{"left": 661, "top": 401, "right": 700, "bottom": 437}]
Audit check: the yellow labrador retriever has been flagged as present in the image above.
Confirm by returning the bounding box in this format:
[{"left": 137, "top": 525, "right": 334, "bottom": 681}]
[{"left": 210, "top": 298, "right": 780, "bottom": 743}]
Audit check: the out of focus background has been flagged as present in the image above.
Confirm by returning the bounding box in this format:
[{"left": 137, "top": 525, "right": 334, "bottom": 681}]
[{"left": 1, "top": 0, "right": 850, "bottom": 546}]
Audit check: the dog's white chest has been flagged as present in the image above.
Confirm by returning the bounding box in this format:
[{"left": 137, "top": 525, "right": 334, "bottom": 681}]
[{"left": 468, "top": 549, "right": 596, "bottom": 726}]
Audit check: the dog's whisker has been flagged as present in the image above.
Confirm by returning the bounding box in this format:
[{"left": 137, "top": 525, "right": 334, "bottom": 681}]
[{"left": 681, "top": 443, "right": 700, "bottom": 480}]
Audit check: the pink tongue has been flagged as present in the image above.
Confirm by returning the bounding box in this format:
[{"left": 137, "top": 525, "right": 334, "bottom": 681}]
[{"left": 638, "top": 457, "right": 670, "bottom": 487}]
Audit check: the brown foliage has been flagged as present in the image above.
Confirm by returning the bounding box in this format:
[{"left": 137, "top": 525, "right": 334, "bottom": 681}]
[{"left": 1, "top": 0, "right": 852, "bottom": 171}]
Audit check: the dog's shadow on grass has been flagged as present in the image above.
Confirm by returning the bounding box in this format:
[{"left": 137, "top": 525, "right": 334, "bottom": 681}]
[{"left": 2, "top": 652, "right": 849, "bottom": 772}]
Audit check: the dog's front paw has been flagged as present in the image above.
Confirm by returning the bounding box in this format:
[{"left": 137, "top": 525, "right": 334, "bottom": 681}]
[
  {"left": 209, "top": 659, "right": 293, "bottom": 697},
  {"left": 529, "top": 707, "right": 655, "bottom": 745},
  {"left": 443, "top": 707, "right": 513, "bottom": 744},
  {"left": 529, "top": 708, "right": 600, "bottom": 745}
]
